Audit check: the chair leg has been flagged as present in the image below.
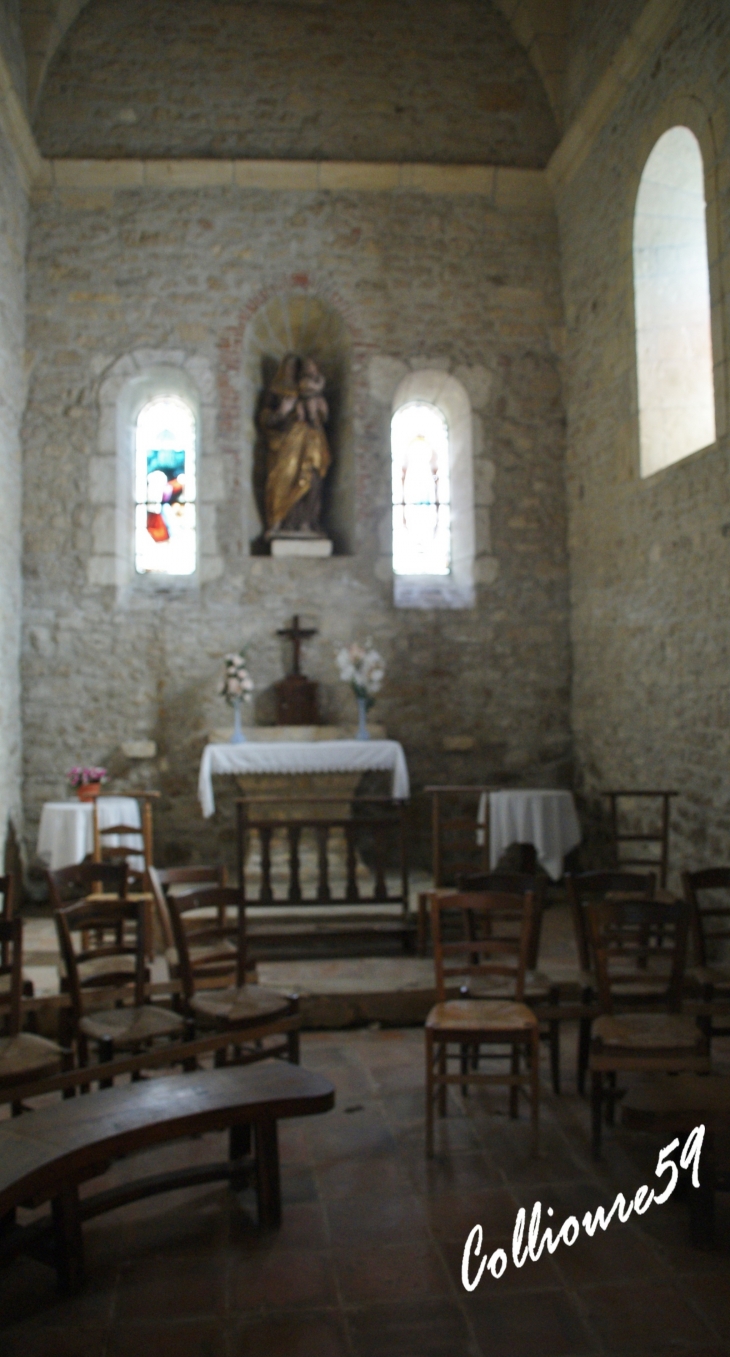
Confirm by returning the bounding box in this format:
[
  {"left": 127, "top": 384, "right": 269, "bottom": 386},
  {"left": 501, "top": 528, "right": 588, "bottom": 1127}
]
[
  {"left": 425, "top": 1030, "right": 434, "bottom": 1157},
  {"left": 549, "top": 1018, "right": 560, "bottom": 1096},
  {"left": 605, "top": 1071, "right": 617, "bottom": 1125},
  {"left": 417, "top": 894, "right": 428, "bottom": 956},
  {"left": 287, "top": 1027, "right": 300, "bottom": 1064},
  {"left": 578, "top": 1015, "right": 591, "bottom": 1096},
  {"left": 591, "top": 1071, "right": 603, "bottom": 1159},
  {"left": 437, "top": 1043, "right": 447, "bottom": 1118},
  {"left": 460, "top": 1043, "right": 469, "bottom": 1097},
  {"left": 530, "top": 1029, "right": 540, "bottom": 1157},
  {"left": 510, "top": 1045, "right": 519, "bottom": 1119}
]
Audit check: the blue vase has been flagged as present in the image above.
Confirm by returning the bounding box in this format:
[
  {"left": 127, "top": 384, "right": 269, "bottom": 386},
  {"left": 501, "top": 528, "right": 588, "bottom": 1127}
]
[
  {"left": 356, "top": 695, "right": 370, "bottom": 741},
  {"left": 230, "top": 698, "right": 246, "bottom": 744}
]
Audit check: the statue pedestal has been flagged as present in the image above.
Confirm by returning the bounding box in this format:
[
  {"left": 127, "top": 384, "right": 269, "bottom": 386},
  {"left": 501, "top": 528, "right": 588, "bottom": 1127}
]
[{"left": 270, "top": 536, "right": 332, "bottom": 558}]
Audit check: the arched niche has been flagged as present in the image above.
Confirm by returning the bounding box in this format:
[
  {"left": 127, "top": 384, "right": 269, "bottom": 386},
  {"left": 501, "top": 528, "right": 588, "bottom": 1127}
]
[{"left": 241, "top": 294, "right": 353, "bottom": 555}]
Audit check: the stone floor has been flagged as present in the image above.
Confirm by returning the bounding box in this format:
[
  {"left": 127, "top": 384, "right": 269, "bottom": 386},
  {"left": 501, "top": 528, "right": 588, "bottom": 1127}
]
[{"left": 2, "top": 1025, "right": 730, "bottom": 1356}]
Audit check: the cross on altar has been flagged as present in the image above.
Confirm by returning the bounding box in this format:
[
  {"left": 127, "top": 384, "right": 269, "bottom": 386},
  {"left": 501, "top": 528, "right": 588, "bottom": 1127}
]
[{"left": 277, "top": 615, "right": 317, "bottom": 677}]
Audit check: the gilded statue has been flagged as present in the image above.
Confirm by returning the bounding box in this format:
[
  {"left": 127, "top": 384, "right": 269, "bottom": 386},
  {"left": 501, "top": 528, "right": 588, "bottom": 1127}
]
[{"left": 259, "top": 354, "right": 331, "bottom": 537}]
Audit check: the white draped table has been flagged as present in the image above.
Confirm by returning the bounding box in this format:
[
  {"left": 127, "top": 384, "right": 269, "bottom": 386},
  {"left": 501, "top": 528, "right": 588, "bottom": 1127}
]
[
  {"left": 198, "top": 740, "right": 410, "bottom": 817},
  {"left": 477, "top": 789, "right": 581, "bottom": 881},
  {"left": 37, "top": 798, "right": 144, "bottom": 872}
]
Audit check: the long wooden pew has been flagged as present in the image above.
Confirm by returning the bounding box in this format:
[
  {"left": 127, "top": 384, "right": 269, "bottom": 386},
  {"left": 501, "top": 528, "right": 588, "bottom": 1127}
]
[{"left": 0, "top": 1061, "right": 334, "bottom": 1292}]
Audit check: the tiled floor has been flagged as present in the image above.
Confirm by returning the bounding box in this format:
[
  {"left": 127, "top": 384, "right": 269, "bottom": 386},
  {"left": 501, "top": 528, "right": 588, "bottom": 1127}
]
[{"left": 2, "top": 1026, "right": 730, "bottom": 1356}]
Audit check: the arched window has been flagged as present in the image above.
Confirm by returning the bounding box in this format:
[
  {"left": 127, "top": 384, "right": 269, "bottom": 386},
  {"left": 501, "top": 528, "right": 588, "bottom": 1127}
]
[
  {"left": 390, "top": 370, "right": 475, "bottom": 609},
  {"left": 634, "top": 126, "right": 716, "bottom": 477},
  {"left": 135, "top": 395, "right": 197, "bottom": 574},
  {"left": 391, "top": 401, "right": 451, "bottom": 576}
]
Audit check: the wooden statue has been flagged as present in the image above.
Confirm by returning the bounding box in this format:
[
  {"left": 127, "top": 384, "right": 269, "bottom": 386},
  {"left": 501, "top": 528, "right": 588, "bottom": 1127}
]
[{"left": 259, "top": 354, "right": 331, "bottom": 538}]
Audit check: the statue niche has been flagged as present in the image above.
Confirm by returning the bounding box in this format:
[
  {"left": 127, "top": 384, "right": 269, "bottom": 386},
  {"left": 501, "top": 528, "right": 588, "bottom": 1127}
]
[{"left": 258, "top": 354, "right": 333, "bottom": 556}]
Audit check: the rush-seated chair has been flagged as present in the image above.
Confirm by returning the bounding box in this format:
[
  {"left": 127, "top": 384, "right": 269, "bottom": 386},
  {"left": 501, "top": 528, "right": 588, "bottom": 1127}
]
[
  {"left": 682, "top": 866, "right": 730, "bottom": 1048},
  {"left": 0, "top": 917, "right": 67, "bottom": 1112},
  {"left": 55, "top": 896, "right": 185, "bottom": 1069},
  {"left": 454, "top": 871, "right": 562, "bottom": 1092},
  {"left": 167, "top": 886, "right": 300, "bottom": 1064},
  {"left": 425, "top": 890, "right": 539, "bottom": 1157},
  {"left": 565, "top": 870, "right": 658, "bottom": 1093},
  {"left": 587, "top": 896, "right": 709, "bottom": 1158},
  {"left": 149, "top": 864, "right": 230, "bottom": 982}
]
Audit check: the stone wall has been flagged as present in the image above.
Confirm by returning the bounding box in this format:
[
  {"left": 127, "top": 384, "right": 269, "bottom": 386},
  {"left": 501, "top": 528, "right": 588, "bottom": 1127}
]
[
  {"left": 22, "top": 179, "right": 570, "bottom": 870},
  {"left": 33, "top": 0, "right": 558, "bottom": 166},
  {"left": 557, "top": 0, "right": 730, "bottom": 881},
  {"left": 0, "top": 37, "right": 28, "bottom": 864}
]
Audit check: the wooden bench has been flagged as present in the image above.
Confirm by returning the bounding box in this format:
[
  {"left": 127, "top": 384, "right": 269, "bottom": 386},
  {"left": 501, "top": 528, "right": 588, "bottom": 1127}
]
[
  {"left": 621, "top": 1074, "right": 730, "bottom": 1247},
  {"left": 0, "top": 1061, "right": 334, "bottom": 1291}
]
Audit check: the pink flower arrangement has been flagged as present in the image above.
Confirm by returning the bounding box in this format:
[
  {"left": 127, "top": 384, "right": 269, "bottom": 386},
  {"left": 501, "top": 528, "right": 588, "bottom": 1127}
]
[{"left": 67, "top": 766, "right": 107, "bottom": 788}]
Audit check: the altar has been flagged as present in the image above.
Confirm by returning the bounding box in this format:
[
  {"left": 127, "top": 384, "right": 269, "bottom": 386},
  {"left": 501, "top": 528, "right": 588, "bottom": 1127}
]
[{"left": 198, "top": 731, "right": 410, "bottom": 818}]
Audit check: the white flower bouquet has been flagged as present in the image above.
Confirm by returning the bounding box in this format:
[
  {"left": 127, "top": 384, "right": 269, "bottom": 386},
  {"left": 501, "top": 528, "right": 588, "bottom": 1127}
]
[
  {"left": 219, "top": 653, "right": 255, "bottom": 705},
  {"left": 336, "top": 641, "right": 385, "bottom": 711}
]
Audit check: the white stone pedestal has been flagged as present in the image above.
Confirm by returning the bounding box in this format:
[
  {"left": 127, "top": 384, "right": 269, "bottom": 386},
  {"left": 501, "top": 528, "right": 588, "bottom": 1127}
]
[{"left": 270, "top": 536, "right": 333, "bottom": 558}]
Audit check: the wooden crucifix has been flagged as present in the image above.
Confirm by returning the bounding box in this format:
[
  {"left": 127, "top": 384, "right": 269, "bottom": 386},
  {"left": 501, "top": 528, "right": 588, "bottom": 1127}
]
[
  {"left": 276, "top": 615, "right": 318, "bottom": 677},
  {"left": 274, "top": 615, "right": 320, "bottom": 725}
]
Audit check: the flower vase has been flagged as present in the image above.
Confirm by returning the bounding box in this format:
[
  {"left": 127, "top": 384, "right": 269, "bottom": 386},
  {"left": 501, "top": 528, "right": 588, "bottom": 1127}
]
[
  {"left": 230, "top": 698, "right": 246, "bottom": 744},
  {"left": 76, "top": 782, "right": 101, "bottom": 802},
  {"left": 356, "top": 695, "right": 370, "bottom": 741}
]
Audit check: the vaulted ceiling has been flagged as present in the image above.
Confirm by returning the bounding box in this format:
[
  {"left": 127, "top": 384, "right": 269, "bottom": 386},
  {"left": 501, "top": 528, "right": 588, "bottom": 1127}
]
[{"left": 19, "top": 0, "right": 570, "bottom": 128}]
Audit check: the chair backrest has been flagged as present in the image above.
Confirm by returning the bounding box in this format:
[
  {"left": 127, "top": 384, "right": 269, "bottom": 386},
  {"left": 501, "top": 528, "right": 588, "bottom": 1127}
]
[
  {"left": 166, "top": 886, "right": 247, "bottom": 1003},
  {"left": 55, "top": 896, "right": 147, "bottom": 1028},
  {"left": 0, "top": 917, "right": 22, "bottom": 1037},
  {"left": 603, "top": 790, "right": 677, "bottom": 888},
  {"left": 456, "top": 871, "right": 545, "bottom": 970},
  {"left": 565, "top": 870, "right": 657, "bottom": 972},
  {"left": 93, "top": 792, "right": 159, "bottom": 888},
  {"left": 682, "top": 867, "right": 730, "bottom": 967},
  {"left": 149, "top": 865, "right": 228, "bottom": 952},
  {"left": 425, "top": 786, "right": 494, "bottom": 888},
  {"left": 586, "top": 896, "right": 689, "bottom": 1014},
  {"left": 430, "top": 890, "right": 534, "bottom": 1005},
  {"left": 46, "top": 861, "right": 128, "bottom": 912}
]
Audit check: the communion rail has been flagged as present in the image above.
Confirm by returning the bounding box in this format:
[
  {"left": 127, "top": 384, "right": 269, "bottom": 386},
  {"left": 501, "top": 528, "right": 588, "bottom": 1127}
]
[{"left": 235, "top": 798, "right": 413, "bottom": 952}]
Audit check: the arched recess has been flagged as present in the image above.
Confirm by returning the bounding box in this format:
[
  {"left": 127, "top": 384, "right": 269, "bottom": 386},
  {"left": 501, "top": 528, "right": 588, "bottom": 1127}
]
[
  {"left": 241, "top": 293, "right": 353, "bottom": 554},
  {"left": 391, "top": 370, "right": 475, "bottom": 610}
]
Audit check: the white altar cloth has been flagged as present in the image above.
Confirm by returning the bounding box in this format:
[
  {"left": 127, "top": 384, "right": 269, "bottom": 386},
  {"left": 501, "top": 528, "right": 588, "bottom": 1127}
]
[
  {"left": 199, "top": 740, "right": 410, "bottom": 817},
  {"left": 37, "top": 798, "right": 143, "bottom": 872},
  {"left": 477, "top": 789, "right": 581, "bottom": 881}
]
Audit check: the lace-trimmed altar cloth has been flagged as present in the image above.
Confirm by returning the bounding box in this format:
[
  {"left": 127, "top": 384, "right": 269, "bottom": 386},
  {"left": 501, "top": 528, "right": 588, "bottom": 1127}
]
[
  {"left": 198, "top": 740, "right": 410, "bottom": 817},
  {"left": 477, "top": 789, "right": 581, "bottom": 882}
]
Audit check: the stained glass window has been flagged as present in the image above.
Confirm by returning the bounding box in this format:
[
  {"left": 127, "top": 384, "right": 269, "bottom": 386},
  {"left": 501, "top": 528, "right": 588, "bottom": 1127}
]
[
  {"left": 391, "top": 400, "right": 451, "bottom": 576},
  {"left": 135, "top": 396, "right": 197, "bottom": 575}
]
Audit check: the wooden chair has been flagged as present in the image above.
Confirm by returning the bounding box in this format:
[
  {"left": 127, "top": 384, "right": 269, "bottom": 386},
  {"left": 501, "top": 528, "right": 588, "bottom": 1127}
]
[
  {"left": 587, "top": 896, "right": 709, "bottom": 1158},
  {"left": 0, "top": 917, "right": 67, "bottom": 1112},
  {"left": 603, "top": 790, "right": 677, "bottom": 888},
  {"left": 682, "top": 867, "right": 730, "bottom": 1046},
  {"left": 148, "top": 864, "right": 228, "bottom": 967},
  {"left": 55, "top": 895, "right": 185, "bottom": 1069},
  {"left": 92, "top": 792, "right": 159, "bottom": 892},
  {"left": 417, "top": 786, "right": 494, "bottom": 953},
  {"left": 565, "top": 870, "right": 658, "bottom": 1093},
  {"left": 452, "top": 871, "right": 561, "bottom": 1094},
  {"left": 425, "top": 890, "right": 539, "bottom": 1157},
  {"left": 167, "top": 886, "right": 300, "bottom": 1064}
]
